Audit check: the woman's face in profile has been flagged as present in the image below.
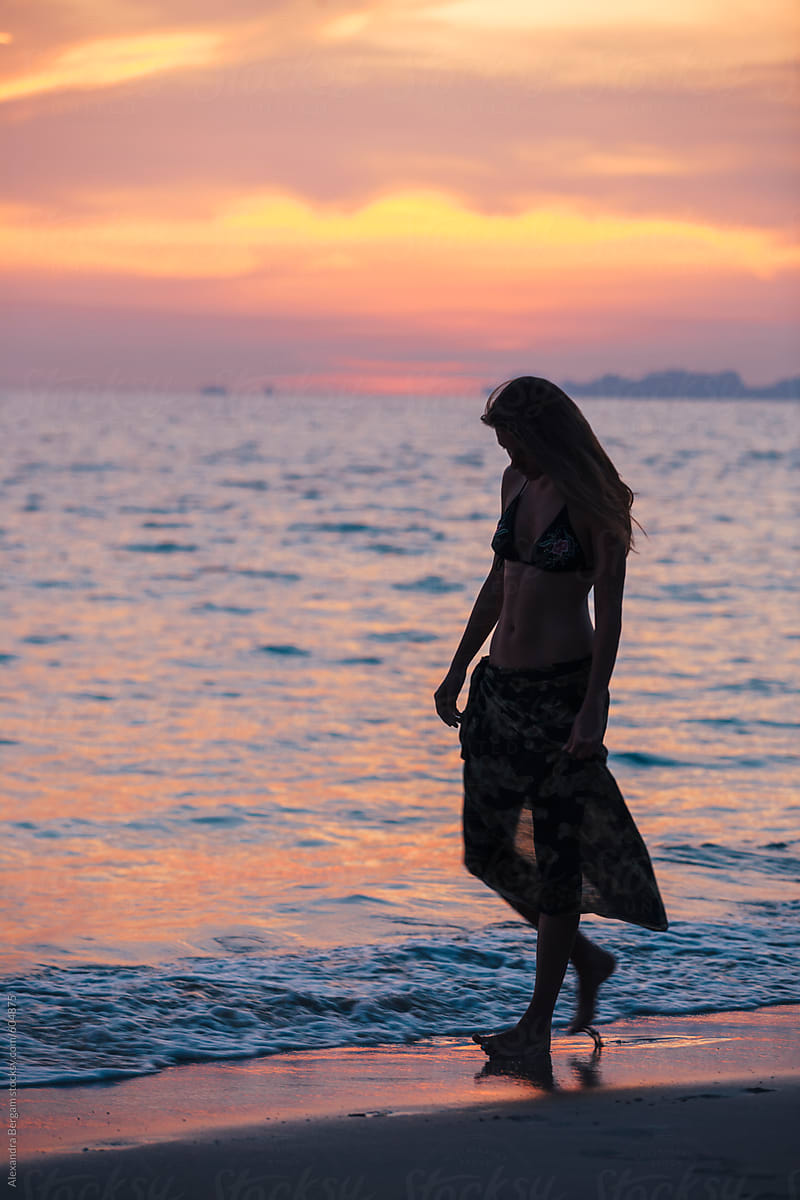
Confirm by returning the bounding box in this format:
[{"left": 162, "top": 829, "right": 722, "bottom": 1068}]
[{"left": 495, "top": 427, "right": 544, "bottom": 480}]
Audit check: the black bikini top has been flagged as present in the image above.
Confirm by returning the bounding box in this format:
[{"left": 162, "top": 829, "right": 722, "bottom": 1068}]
[{"left": 491, "top": 480, "right": 593, "bottom": 573}]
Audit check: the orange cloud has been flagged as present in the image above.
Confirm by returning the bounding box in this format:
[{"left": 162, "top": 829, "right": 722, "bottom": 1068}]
[
  {"left": 327, "top": 0, "right": 799, "bottom": 86},
  {"left": 0, "top": 31, "right": 225, "bottom": 103},
  {"left": 2, "top": 188, "right": 796, "bottom": 292},
  {"left": 1, "top": 2, "right": 796, "bottom": 388}
]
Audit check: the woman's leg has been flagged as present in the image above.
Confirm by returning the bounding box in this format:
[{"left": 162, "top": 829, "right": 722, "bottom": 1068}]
[
  {"left": 464, "top": 799, "right": 616, "bottom": 1041},
  {"left": 523, "top": 911, "right": 581, "bottom": 1040},
  {"left": 564, "top": 926, "right": 616, "bottom": 1034},
  {"left": 475, "top": 911, "right": 579, "bottom": 1055},
  {"left": 502, "top": 897, "right": 616, "bottom": 1033}
]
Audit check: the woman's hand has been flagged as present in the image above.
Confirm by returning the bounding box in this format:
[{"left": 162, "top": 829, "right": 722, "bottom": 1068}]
[
  {"left": 434, "top": 669, "right": 465, "bottom": 727},
  {"left": 563, "top": 694, "right": 606, "bottom": 759}
]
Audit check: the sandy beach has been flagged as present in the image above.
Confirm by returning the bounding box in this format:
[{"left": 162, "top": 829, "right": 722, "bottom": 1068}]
[{"left": 14, "top": 1004, "right": 800, "bottom": 1199}]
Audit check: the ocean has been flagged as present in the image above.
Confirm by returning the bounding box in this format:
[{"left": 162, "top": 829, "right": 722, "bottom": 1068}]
[{"left": 0, "top": 389, "right": 797, "bottom": 1087}]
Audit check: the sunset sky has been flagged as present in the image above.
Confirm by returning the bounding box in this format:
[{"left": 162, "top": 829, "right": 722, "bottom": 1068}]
[{"left": 1, "top": 0, "right": 798, "bottom": 394}]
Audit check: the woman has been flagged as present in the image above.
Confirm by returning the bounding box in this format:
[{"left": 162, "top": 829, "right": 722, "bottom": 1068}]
[{"left": 434, "top": 376, "right": 668, "bottom": 1062}]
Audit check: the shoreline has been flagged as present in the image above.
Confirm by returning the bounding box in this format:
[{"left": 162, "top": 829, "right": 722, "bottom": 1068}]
[
  {"left": 17, "top": 1003, "right": 800, "bottom": 1161},
  {"left": 12, "top": 1004, "right": 800, "bottom": 1200}
]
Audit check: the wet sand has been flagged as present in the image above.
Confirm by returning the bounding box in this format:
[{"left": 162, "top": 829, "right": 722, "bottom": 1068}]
[{"left": 15, "top": 1005, "right": 800, "bottom": 1199}]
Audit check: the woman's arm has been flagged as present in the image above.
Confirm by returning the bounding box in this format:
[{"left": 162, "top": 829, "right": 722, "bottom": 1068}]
[
  {"left": 450, "top": 557, "right": 505, "bottom": 676},
  {"left": 434, "top": 470, "right": 514, "bottom": 726},
  {"left": 563, "top": 524, "right": 626, "bottom": 757},
  {"left": 434, "top": 558, "right": 504, "bottom": 726},
  {"left": 585, "top": 526, "right": 626, "bottom": 702}
]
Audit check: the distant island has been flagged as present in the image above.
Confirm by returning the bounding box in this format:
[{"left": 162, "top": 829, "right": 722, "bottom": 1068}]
[
  {"left": 198, "top": 384, "right": 275, "bottom": 395},
  {"left": 558, "top": 369, "right": 800, "bottom": 398}
]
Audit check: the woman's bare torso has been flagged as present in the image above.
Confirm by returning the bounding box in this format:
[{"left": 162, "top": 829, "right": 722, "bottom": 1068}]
[{"left": 488, "top": 470, "right": 595, "bottom": 670}]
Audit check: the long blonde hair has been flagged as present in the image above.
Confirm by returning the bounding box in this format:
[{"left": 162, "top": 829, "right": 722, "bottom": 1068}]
[{"left": 481, "top": 376, "right": 644, "bottom": 553}]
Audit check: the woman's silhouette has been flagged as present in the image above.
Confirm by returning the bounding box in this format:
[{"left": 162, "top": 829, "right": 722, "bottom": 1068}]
[{"left": 434, "top": 377, "right": 667, "bottom": 1061}]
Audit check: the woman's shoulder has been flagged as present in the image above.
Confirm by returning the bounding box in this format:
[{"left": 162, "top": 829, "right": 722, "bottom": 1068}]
[
  {"left": 500, "top": 465, "right": 526, "bottom": 506},
  {"left": 563, "top": 496, "right": 595, "bottom": 528},
  {"left": 563, "top": 497, "right": 614, "bottom": 535},
  {"left": 565, "top": 499, "right": 627, "bottom": 574}
]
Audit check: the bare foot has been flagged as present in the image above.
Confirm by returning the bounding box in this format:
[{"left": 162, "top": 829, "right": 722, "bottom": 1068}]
[
  {"left": 472, "top": 1020, "right": 551, "bottom": 1060},
  {"left": 566, "top": 947, "right": 616, "bottom": 1034}
]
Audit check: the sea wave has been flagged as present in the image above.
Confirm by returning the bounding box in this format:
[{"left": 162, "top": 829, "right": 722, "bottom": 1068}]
[{"left": 5, "top": 908, "right": 799, "bottom": 1089}]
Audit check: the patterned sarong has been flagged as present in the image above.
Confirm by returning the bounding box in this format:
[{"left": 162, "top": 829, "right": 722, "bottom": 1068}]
[{"left": 459, "top": 655, "right": 668, "bottom": 931}]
